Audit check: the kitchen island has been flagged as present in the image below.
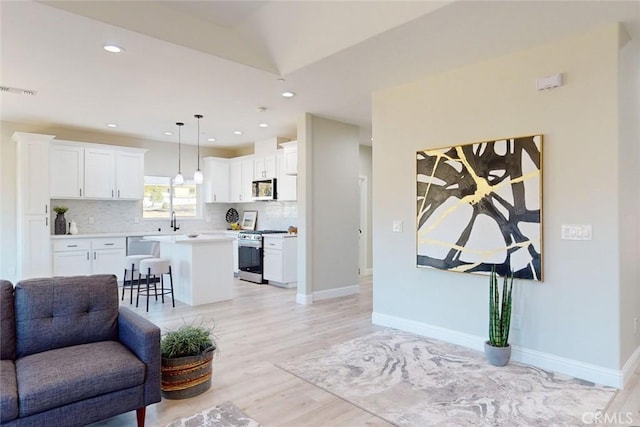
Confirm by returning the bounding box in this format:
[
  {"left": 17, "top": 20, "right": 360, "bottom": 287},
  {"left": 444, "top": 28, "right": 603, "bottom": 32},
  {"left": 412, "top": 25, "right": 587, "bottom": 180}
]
[{"left": 144, "top": 234, "right": 235, "bottom": 306}]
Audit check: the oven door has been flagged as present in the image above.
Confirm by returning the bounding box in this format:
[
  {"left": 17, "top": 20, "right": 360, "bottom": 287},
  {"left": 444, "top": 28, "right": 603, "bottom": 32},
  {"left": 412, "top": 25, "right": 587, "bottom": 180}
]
[{"left": 238, "top": 238, "right": 265, "bottom": 283}]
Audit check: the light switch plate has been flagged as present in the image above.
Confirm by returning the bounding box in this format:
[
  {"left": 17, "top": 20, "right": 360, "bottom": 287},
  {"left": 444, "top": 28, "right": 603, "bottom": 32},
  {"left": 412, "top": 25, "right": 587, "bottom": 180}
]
[
  {"left": 134, "top": 216, "right": 140, "bottom": 224},
  {"left": 561, "top": 224, "right": 592, "bottom": 240},
  {"left": 88, "top": 216, "right": 94, "bottom": 224},
  {"left": 392, "top": 220, "right": 403, "bottom": 232}
]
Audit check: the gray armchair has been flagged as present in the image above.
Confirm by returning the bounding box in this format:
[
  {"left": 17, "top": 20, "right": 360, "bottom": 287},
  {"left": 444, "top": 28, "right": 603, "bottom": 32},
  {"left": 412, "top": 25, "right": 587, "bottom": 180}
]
[{"left": 0, "top": 275, "right": 161, "bottom": 427}]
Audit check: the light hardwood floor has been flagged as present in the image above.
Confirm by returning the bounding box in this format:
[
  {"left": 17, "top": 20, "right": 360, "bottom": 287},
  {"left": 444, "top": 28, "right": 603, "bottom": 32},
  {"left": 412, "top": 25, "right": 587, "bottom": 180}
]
[{"left": 97, "top": 276, "right": 640, "bottom": 426}]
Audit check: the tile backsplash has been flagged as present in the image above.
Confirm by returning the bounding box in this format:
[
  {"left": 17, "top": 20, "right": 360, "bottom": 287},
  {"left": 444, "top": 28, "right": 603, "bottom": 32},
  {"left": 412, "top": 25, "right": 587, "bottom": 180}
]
[{"left": 50, "top": 199, "right": 297, "bottom": 235}]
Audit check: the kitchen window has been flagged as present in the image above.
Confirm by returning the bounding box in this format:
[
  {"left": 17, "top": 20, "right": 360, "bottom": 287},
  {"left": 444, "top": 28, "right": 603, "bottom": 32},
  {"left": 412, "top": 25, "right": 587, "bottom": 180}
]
[{"left": 142, "top": 176, "right": 201, "bottom": 219}]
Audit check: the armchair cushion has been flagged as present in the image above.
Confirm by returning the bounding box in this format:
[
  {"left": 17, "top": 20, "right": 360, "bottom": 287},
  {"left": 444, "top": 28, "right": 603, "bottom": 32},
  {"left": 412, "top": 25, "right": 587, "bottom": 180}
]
[
  {"left": 16, "top": 341, "right": 145, "bottom": 417},
  {"left": 0, "top": 280, "right": 16, "bottom": 360},
  {"left": 15, "top": 275, "right": 118, "bottom": 358},
  {"left": 0, "top": 360, "right": 18, "bottom": 422}
]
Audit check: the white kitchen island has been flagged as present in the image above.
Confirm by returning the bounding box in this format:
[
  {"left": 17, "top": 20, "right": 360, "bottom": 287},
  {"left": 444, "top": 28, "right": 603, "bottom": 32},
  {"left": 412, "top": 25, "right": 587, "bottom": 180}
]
[{"left": 144, "top": 234, "right": 234, "bottom": 306}]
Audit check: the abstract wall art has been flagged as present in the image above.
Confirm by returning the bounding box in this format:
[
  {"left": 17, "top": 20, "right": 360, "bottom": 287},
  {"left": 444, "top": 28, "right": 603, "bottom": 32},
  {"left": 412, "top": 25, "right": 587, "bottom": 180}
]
[{"left": 416, "top": 135, "right": 542, "bottom": 280}]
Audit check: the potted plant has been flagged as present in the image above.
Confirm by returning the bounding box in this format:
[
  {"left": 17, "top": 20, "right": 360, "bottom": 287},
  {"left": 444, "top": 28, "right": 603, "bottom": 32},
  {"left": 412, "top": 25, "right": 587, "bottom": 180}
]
[
  {"left": 52, "top": 206, "right": 68, "bottom": 235},
  {"left": 484, "top": 266, "right": 514, "bottom": 366},
  {"left": 160, "top": 321, "right": 217, "bottom": 399}
]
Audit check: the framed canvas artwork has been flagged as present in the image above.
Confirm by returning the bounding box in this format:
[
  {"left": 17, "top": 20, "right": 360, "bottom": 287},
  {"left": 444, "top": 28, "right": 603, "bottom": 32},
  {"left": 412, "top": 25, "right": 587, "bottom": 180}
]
[{"left": 416, "top": 135, "right": 543, "bottom": 280}]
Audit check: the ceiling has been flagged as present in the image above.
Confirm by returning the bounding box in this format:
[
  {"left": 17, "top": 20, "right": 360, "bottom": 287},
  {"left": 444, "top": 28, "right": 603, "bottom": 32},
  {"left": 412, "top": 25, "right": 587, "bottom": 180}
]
[{"left": 1, "top": 1, "right": 638, "bottom": 150}]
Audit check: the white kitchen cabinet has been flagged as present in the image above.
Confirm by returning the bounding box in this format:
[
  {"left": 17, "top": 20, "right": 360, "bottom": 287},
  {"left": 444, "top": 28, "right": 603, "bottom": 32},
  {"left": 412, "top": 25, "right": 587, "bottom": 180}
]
[
  {"left": 277, "top": 150, "right": 297, "bottom": 201},
  {"left": 84, "top": 148, "right": 116, "bottom": 198},
  {"left": 50, "top": 143, "right": 84, "bottom": 198},
  {"left": 52, "top": 237, "right": 125, "bottom": 281},
  {"left": 263, "top": 235, "right": 297, "bottom": 287},
  {"left": 49, "top": 140, "right": 146, "bottom": 200},
  {"left": 229, "top": 156, "right": 254, "bottom": 203},
  {"left": 280, "top": 141, "right": 297, "bottom": 175},
  {"left": 14, "top": 132, "right": 54, "bottom": 280},
  {"left": 203, "top": 157, "right": 230, "bottom": 203},
  {"left": 254, "top": 154, "right": 277, "bottom": 179},
  {"left": 241, "top": 158, "right": 255, "bottom": 201},
  {"left": 115, "top": 151, "right": 145, "bottom": 199}
]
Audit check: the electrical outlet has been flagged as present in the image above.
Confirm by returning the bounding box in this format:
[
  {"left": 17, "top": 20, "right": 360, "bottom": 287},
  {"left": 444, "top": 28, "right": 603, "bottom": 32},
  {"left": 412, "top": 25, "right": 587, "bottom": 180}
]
[
  {"left": 134, "top": 216, "right": 140, "bottom": 224},
  {"left": 206, "top": 216, "right": 212, "bottom": 223},
  {"left": 88, "top": 216, "right": 94, "bottom": 224},
  {"left": 512, "top": 315, "right": 522, "bottom": 330},
  {"left": 392, "top": 220, "right": 403, "bottom": 232}
]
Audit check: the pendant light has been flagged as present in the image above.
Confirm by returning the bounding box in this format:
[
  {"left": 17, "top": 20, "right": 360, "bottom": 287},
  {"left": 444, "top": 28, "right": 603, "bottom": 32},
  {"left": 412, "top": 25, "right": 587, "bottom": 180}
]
[
  {"left": 174, "top": 122, "right": 184, "bottom": 185},
  {"left": 193, "top": 114, "right": 204, "bottom": 184}
]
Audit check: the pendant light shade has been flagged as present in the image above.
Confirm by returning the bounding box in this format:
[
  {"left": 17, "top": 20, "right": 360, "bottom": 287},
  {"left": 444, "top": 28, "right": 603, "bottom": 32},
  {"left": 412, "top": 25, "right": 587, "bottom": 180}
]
[
  {"left": 174, "top": 122, "right": 184, "bottom": 185},
  {"left": 193, "top": 114, "right": 203, "bottom": 184}
]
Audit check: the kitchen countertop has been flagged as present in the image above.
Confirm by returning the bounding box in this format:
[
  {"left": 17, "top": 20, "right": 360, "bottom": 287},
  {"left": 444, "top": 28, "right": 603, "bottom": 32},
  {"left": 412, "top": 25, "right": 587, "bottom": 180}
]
[
  {"left": 144, "top": 234, "right": 235, "bottom": 244},
  {"left": 50, "top": 230, "right": 240, "bottom": 239}
]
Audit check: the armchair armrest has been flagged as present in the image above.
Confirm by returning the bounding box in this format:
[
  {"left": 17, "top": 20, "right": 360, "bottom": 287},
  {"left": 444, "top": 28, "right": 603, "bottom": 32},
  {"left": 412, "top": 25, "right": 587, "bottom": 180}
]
[{"left": 118, "top": 307, "right": 161, "bottom": 405}]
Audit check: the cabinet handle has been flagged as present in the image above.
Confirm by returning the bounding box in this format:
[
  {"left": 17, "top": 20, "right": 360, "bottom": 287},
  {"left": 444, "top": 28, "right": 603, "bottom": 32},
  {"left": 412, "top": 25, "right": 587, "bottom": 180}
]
[
  {"left": 112, "top": 190, "right": 114, "bottom": 197},
  {"left": 104, "top": 243, "right": 114, "bottom": 246},
  {"left": 117, "top": 190, "right": 120, "bottom": 198},
  {"left": 46, "top": 217, "right": 48, "bottom": 226},
  {"left": 45, "top": 204, "right": 48, "bottom": 214},
  {"left": 94, "top": 252, "right": 96, "bottom": 260},
  {"left": 87, "top": 252, "right": 89, "bottom": 260},
  {"left": 80, "top": 188, "right": 82, "bottom": 197},
  {"left": 67, "top": 244, "right": 78, "bottom": 248},
  {"left": 214, "top": 194, "right": 216, "bottom": 202}
]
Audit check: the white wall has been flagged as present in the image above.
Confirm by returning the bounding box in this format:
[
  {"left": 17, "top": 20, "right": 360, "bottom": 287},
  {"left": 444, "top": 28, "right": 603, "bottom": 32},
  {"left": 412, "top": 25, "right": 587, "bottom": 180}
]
[
  {"left": 372, "top": 24, "right": 634, "bottom": 386},
  {"left": 359, "top": 145, "right": 373, "bottom": 272},
  {"left": 617, "top": 33, "right": 640, "bottom": 367},
  {"left": 297, "top": 114, "right": 360, "bottom": 301}
]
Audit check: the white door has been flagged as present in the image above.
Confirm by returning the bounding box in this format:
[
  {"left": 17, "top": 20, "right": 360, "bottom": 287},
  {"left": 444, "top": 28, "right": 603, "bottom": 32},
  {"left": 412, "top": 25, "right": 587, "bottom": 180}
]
[
  {"left": 50, "top": 145, "right": 84, "bottom": 198},
  {"left": 84, "top": 148, "right": 115, "bottom": 198},
  {"left": 115, "top": 151, "right": 144, "bottom": 199},
  {"left": 359, "top": 176, "right": 368, "bottom": 276}
]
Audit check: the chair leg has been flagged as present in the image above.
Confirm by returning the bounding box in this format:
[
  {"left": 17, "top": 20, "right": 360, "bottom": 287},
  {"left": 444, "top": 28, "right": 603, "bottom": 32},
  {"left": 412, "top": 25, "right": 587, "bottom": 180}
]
[
  {"left": 146, "top": 270, "right": 151, "bottom": 312},
  {"left": 131, "top": 267, "right": 139, "bottom": 305},
  {"left": 122, "top": 267, "right": 128, "bottom": 301},
  {"left": 169, "top": 266, "right": 175, "bottom": 308},
  {"left": 136, "top": 406, "right": 146, "bottom": 427},
  {"left": 160, "top": 273, "right": 165, "bottom": 303},
  {"left": 153, "top": 276, "right": 158, "bottom": 301},
  {"left": 135, "top": 271, "right": 142, "bottom": 308}
]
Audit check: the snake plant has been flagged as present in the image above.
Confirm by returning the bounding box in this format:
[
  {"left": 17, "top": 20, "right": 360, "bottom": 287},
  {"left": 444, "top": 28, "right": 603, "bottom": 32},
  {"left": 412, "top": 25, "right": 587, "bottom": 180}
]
[{"left": 488, "top": 266, "right": 514, "bottom": 347}]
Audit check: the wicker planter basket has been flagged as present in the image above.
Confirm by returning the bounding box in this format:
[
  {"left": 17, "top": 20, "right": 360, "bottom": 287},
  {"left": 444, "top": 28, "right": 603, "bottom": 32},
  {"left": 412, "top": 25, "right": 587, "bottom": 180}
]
[{"left": 161, "top": 346, "right": 215, "bottom": 399}]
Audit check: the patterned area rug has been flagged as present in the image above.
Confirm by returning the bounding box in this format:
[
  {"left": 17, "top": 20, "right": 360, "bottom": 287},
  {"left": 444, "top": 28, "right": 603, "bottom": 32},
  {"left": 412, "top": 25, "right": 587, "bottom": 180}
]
[
  {"left": 165, "top": 401, "right": 260, "bottom": 427},
  {"left": 277, "top": 329, "right": 616, "bottom": 426}
]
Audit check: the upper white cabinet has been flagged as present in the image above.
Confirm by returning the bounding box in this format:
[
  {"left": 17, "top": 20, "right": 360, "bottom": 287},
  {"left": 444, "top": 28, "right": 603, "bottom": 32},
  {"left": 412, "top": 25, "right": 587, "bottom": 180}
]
[
  {"left": 203, "top": 157, "right": 230, "bottom": 203},
  {"left": 115, "top": 151, "right": 144, "bottom": 199},
  {"left": 84, "top": 148, "right": 116, "bottom": 198},
  {"left": 50, "top": 144, "right": 84, "bottom": 198},
  {"left": 277, "top": 150, "right": 297, "bottom": 201},
  {"left": 254, "top": 154, "right": 277, "bottom": 179},
  {"left": 280, "top": 141, "right": 297, "bottom": 175},
  {"left": 13, "top": 132, "right": 54, "bottom": 280},
  {"left": 50, "top": 140, "right": 145, "bottom": 200}
]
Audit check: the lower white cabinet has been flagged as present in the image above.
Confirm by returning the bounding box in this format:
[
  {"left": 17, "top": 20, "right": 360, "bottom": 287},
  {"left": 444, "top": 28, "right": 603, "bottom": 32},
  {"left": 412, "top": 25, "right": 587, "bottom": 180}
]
[
  {"left": 263, "top": 235, "right": 297, "bottom": 287},
  {"left": 53, "top": 237, "right": 126, "bottom": 281}
]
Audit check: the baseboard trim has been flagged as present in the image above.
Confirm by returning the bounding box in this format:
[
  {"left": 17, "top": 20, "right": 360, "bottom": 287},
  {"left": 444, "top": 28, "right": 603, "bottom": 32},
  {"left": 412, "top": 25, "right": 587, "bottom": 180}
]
[
  {"left": 622, "top": 344, "right": 640, "bottom": 388},
  {"left": 314, "top": 284, "right": 360, "bottom": 301},
  {"left": 372, "top": 312, "right": 623, "bottom": 388},
  {"left": 296, "top": 294, "right": 313, "bottom": 305}
]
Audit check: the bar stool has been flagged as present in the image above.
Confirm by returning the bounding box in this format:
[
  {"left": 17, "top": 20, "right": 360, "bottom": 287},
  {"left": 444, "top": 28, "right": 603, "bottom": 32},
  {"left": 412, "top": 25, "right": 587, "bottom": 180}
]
[
  {"left": 137, "top": 258, "right": 175, "bottom": 312},
  {"left": 122, "top": 255, "right": 153, "bottom": 304}
]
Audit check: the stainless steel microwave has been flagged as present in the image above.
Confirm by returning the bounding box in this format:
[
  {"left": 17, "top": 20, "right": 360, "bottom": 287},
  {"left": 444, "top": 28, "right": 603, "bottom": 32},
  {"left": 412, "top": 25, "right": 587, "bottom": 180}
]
[{"left": 251, "top": 178, "right": 277, "bottom": 201}]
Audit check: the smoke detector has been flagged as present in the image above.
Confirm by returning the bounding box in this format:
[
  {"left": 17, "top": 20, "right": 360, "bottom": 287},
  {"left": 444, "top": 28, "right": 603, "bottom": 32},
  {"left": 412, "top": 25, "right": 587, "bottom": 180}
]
[{"left": 0, "top": 86, "right": 37, "bottom": 96}]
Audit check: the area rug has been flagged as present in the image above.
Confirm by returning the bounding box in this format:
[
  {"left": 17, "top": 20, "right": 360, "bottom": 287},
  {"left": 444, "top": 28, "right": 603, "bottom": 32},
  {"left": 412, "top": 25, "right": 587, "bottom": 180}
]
[
  {"left": 165, "top": 401, "right": 261, "bottom": 427},
  {"left": 277, "top": 329, "right": 616, "bottom": 426}
]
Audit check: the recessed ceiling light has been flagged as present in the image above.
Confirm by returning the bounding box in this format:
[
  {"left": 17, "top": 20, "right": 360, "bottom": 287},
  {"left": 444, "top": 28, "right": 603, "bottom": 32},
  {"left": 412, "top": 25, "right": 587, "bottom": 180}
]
[
  {"left": 233, "top": 131, "right": 243, "bottom": 135},
  {"left": 164, "top": 131, "right": 173, "bottom": 136},
  {"left": 282, "top": 91, "right": 295, "bottom": 98},
  {"left": 207, "top": 138, "right": 216, "bottom": 142},
  {"left": 103, "top": 44, "right": 124, "bottom": 53},
  {"left": 106, "top": 123, "right": 117, "bottom": 128},
  {"left": 259, "top": 123, "right": 268, "bottom": 128}
]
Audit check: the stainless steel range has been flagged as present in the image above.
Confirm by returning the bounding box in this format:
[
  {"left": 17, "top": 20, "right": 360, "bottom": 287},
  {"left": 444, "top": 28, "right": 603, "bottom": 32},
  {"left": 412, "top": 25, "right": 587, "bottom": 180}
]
[{"left": 238, "top": 230, "right": 288, "bottom": 284}]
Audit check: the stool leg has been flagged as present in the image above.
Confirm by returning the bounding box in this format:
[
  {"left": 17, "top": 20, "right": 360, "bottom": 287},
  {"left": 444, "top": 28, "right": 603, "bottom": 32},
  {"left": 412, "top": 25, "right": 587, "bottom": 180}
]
[
  {"left": 133, "top": 269, "right": 142, "bottom": 305},
  {"left": 146, "top": 270, "right": 151, "bottom": 312},
  {"left": 169, "top": 266, "right": 175, "bottom": 308},
  {"left": 160, "top": 273, "right": 165, "bottom": 304},
  {"left": 153, "top": 276, "right": 158, "bottom": 301},
  {"left": 122, "top": 268, "right": 127, "bottom": 301},
  {"left": 135, "top": 271, "right": 142, "bottom": 308},
  {"left": 130, "top": 263, "right": 136, "bottom": 304}
]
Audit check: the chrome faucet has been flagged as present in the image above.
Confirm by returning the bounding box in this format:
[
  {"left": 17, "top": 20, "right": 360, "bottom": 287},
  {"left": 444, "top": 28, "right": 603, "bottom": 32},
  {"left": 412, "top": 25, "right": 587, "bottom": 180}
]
[{"left": 170, "top": 210, "right": 180, "bottom": 232}]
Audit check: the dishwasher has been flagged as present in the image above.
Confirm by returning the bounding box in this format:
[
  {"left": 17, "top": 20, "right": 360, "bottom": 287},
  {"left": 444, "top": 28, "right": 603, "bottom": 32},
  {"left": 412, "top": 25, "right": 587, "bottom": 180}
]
[{"left": 126, "top": 236, "right": 159, "bottom": 256}]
